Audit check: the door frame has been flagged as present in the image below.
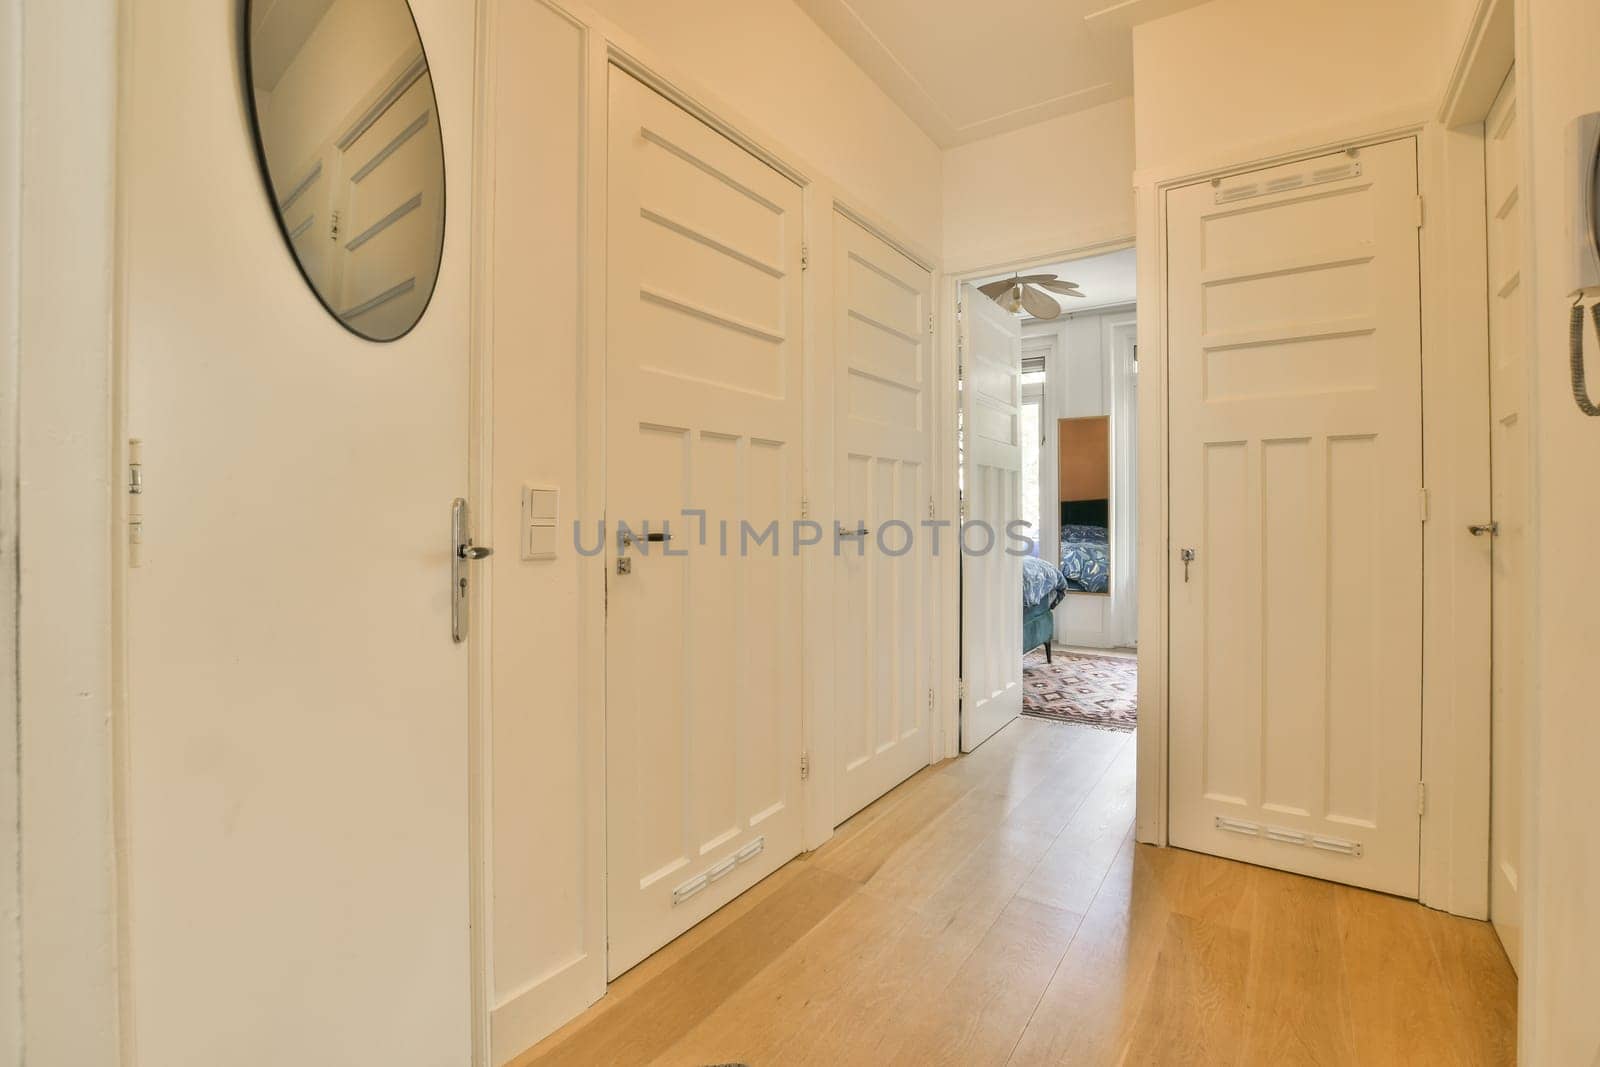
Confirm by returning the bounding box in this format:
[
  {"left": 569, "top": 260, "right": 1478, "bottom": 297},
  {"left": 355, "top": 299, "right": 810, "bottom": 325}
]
[
  {"left": 937, "top": 238, "right": 1136, "bottom": 759},
  {"left": 1133, "top": 112, "right": 1495, "bottom": 916}
]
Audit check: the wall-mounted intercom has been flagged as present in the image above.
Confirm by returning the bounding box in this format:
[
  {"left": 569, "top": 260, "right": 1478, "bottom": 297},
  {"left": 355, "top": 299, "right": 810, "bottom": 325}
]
[{"left": 1566, "top": 111, "right": 1600, "bottom": 415}]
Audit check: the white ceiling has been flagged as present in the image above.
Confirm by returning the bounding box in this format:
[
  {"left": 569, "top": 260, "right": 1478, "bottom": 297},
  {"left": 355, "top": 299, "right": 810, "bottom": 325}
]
[
  {"left": 974, "top": 247, "right": 1137, "bottom": 319},
  {"left": 794, "top": 0, "right": 1211, "bottom": 147}
]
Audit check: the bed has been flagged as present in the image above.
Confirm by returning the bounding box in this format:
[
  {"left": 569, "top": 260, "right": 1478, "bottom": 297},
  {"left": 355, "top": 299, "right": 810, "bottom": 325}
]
[
  {"left": 1059, "top": 523, "right": 1110, "bottom": 594},
  {"left": 1023, "top": 556, "right": 1070, "bottom": 661}
]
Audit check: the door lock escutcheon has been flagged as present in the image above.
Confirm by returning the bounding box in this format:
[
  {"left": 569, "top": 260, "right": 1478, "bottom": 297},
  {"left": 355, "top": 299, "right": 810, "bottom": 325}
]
[
  {"left": 1180, "top": 547, "right": 1196, "bottom": 582},
  {"left": 452, "top": 498, "right": 493, "bottom": 644}
]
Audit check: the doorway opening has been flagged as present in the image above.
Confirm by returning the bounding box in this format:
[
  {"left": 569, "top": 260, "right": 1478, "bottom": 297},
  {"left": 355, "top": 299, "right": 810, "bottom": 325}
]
[{"left": 958, "top": 245, "right": 1139, "bottom": 752}]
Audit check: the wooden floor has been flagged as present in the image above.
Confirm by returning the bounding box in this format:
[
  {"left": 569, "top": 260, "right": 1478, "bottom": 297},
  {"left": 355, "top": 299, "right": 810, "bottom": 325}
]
[{"left": 515, "top": 718, "right": 1516, "bottom": 1066}]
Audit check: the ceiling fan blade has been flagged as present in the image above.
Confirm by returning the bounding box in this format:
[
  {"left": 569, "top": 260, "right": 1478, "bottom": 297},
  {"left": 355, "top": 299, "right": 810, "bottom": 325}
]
[
  {"left": 1011, "top": 273, "right": 1059, "bottom": 285},
  {"left": 1035, "top": 280, "right": 1082, "bottom": 294},
  {"left": 1020, "top": 285, "right": 1061, "bottom": 320},
  {"left": 977, "top": 279, "right": 1017, "bottom": 299}
]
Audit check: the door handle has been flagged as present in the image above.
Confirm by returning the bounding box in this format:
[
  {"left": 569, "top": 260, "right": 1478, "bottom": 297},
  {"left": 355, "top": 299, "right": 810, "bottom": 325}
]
[
  {"left": 1180, "top": 547, "right": 1196, "bottom": 582},
  {"left": 1467, "top": 522, "right": 1500, "bottom": 537},
  {"left": 836, "top": 524, "right": 869, "bottom": 538},
  {"left": 452, "top": 498, "right": 491, "bottom": 644}
]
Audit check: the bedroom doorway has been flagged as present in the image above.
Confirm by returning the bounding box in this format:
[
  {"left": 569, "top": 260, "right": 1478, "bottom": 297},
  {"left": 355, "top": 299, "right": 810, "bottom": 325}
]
[{"left": 959, "top": 246, "right": 1139, "bottom": 749}]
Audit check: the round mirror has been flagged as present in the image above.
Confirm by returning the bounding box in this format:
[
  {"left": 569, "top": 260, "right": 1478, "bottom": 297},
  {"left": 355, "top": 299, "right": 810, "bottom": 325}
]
[{"left": 244, "top": 0, "right": 446, "bottom": 342}]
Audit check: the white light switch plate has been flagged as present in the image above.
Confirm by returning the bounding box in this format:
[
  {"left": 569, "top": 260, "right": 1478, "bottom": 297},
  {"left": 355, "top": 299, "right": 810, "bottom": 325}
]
[{"left": 521, "top": 486, "right": 559, "bottom": 561}]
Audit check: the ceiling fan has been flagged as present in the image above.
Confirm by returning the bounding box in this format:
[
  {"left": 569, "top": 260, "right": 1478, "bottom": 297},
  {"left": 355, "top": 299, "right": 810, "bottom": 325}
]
[{"left": 977, "top": 273, "right": 1084, "bottom": 320}]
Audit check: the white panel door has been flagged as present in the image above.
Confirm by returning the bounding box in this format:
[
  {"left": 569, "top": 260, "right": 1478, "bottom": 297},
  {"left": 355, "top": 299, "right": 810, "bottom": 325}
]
[
  {"left": 833, "top": 214, "right": 934, "bottom": 822},
  {"left": 120, "top": 2, "right": 473, "bottom": 1061},
  {"left": 330, "top": 61, "right": 445, "bottom": 338},
  {"left": 960, "top": 282, "right": 1024, "bottom": 752},
  {"left": 605, "top": 70, "right": 805, "bottom": 978},
  {"left": 1485, "top": 71, "right": 1525, "bottom": 973},
  {"left": 1167, "top": 140, "right": 1424, "bottom": 896}
]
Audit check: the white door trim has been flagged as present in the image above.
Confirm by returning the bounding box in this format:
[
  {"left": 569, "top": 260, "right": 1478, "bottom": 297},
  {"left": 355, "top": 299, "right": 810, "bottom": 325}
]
[
  {"left": 12, "top": 0, "right": 124, "bottom": 1063},
  {"left": 1134, "top": 115, "right": 1494, "bottom": 917}
]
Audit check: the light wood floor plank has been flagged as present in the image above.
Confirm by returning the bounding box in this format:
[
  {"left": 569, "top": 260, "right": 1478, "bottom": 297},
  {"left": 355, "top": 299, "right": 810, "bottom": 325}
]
[{"left": 513, "top": 718, "right": 1516, "bottom": 1067}]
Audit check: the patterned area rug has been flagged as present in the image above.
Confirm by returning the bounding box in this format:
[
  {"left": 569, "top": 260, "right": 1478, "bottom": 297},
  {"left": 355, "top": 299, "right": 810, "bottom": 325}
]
[{"left": 1022, "top": 649, "right": 1137, "bottom": 732}]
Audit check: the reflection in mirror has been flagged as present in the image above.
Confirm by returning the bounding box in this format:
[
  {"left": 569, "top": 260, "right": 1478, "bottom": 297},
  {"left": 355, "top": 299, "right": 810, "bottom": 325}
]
[
  {"left": 1058, "top": 415, "right": 1111, "bottom": 595},
  {"left": 245, "top": 0, "right": 445, "bottom": 341}
]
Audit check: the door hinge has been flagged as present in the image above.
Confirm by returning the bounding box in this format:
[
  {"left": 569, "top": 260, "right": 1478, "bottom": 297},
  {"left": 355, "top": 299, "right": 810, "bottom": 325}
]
[
  {"left": 127, "top": 438, "right": 144, "bottom": 568},
  {"left": 800, "top": 496, "right": 810, "bottom": 520},
  {"left": 928, "top": 313, "right": 934, "bottom": 336},
  {"left": 800, "top": 243, "right": 809, "bottom": 272},
  {"left": 1414, "top": 195, "right": 1425, "bottom": 229},
  {"left": 958, "top": 497, "right": 969, "bottom": 520},
  {"left": 1417, "top": 781, "right": 1427, "bottom": 816},
  {"left": 927, "top": 688, "right": 935, "bottom": 714},
  {"left": 800, "top": 752, "right": 811, "bottom": 781},
  {"left": 957, "top": 679, "right": 969, "bottom": 701},
  {"left": 1420, "top": 487, "right": 1430, "bottom": 523},
  {"left": 928, "top": 496, "right": 936, "bottom": 520}
]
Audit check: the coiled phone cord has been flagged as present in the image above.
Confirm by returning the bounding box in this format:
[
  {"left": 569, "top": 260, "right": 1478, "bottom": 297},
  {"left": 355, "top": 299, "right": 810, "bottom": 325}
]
[{"left": 1571, "top": 300, "right": 1600, "bottom": 416}]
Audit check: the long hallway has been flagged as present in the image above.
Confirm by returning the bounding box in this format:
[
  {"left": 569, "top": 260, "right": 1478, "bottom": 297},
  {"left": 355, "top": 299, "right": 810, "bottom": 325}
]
[{"left": 516, "top": 719, "right": 1515, "bottom": 1066}]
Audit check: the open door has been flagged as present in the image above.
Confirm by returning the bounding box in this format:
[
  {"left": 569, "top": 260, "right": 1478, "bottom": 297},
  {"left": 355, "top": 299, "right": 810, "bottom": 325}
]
[{"left": 959, "top": 282, "right": 1025, "bottom": 751}]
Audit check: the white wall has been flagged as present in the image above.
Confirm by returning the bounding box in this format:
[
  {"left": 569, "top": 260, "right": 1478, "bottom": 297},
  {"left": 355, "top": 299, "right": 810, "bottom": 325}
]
[
  {"left": 1132, "top": 0, "right": 1472, "bottom": 171},
  {"left": 586, "top": 0, "right": 942, "bottom": 252},
  {"left": 476, "top": 2, "right": 599, "bottom": 1061},
  {"left": 943, "top": 98, "right": 1136, "bottom": 269},
  {"left": 1515, "top": 0, "right": 1600, "bottom": 1059}
]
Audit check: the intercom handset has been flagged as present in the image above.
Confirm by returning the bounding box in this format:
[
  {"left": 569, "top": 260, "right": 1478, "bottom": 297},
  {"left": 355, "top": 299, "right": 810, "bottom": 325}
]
[{"left": 1566, "top": 112, "right": 1600, "bottom": 415}]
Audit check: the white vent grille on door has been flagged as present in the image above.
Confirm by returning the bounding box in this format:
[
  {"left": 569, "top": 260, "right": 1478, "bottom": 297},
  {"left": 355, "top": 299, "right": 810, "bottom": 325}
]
[
  {"left": 1215, "top": 160, "right": 1362, "bottom": 204},
  {"left": 1214, "top": 815, "right": 1364, "bottom": 858}
]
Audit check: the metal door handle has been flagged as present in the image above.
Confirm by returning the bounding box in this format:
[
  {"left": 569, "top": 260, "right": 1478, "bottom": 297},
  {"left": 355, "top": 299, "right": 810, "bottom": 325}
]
[
  {"left": 836, "top": 524, "right": 869, "bottom": 538},
  {"left": 1180, "top": 547, "right": 1196, "bottom": 582},
  {"left": 451, "top": 498, "right": 491, "bottom": 644},
  {"left": 1467, "top": 522, "right": 1500, "bottom": 537},
  {"left": 618, "top": 529, "right": 673, "bottom": 549}
]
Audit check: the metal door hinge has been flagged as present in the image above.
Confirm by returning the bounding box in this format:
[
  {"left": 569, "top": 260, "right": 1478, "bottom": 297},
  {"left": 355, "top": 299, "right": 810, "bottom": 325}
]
[
  {"left": 927, "top": 688, "right": 935, "bottom": 714},
  {"left": 1418, "top": 781, "right": 1427, "bottom": 816},
  {"left": 957, "top": 679, "right": 969, "bottom": 701},
  {"left": 928, "top": 497, "right": 936, "bottom": 520},
  {"left": 127, "top": 438, "right": 144, "bottom": 568},
  {"left": 800, "top": 243, "right": 809, "bottom": 271},
  {"left": 928, "top": 313, "right": 934, "bottom": 335},
  {"left": 800, "top": 496, "right": 810, "bottom": 520},
  {"left": 800, "top": 753, "right": 811, "bottom": 781}
]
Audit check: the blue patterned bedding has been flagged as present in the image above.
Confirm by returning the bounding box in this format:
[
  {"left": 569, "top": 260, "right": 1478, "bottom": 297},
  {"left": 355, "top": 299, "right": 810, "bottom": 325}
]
[
  {"left": 1060, "top": 525, "right": 1110, "bottom": 594},
  {"left": 1022, "top": 556, "right": 1069, "bottom": 609}
]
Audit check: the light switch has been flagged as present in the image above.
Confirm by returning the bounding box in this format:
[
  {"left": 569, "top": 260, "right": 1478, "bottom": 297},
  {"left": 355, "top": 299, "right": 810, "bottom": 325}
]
[
  {"left": 525, "top": 487, "right": 558, "bottom": 523},
  {"left": 527, "top": 524, "right": 558, "bottom": 560},
  {"left": 521, "top": 486, "right": 559, "bottom": 561}
]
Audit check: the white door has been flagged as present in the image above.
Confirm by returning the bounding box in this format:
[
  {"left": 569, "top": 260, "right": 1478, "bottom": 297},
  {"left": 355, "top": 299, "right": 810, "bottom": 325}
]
[
  {"left": 832, "top": 213, "right": 935, "bottom": 822},
  {"left": 604, "top": 69, "right": 805, "bottom": 978},
  {"left": 1485, "top": 71, "right": 1526, "bottom": 973},
  {"left": 120, "top": 2, "right": 474, "bottom": 1061},
  {"left": 329, "top": 58, "right": 446, "bottom": 338},
  {"left": 959, "top": 282, "right": 1025, "bottom": 752},
  {"left": 1167, "top": 140, "right": 1424, "bottom": 896}
]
